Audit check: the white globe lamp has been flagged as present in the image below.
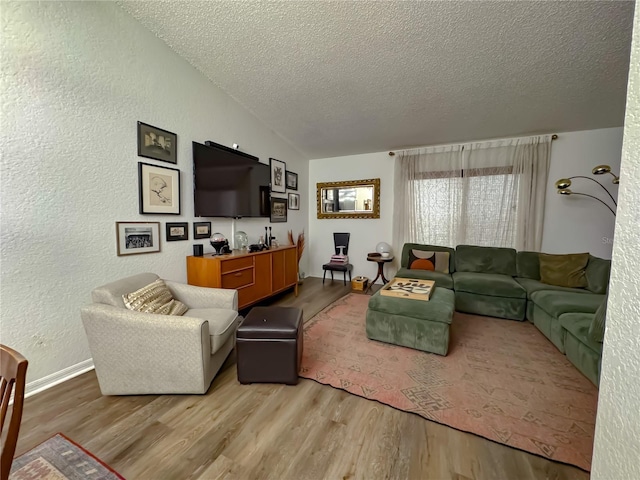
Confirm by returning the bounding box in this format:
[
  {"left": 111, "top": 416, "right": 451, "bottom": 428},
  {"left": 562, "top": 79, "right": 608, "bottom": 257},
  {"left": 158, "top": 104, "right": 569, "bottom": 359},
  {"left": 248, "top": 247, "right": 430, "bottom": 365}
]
[{"left": 376, "top": 242, "right": 392, "bottom": 258}]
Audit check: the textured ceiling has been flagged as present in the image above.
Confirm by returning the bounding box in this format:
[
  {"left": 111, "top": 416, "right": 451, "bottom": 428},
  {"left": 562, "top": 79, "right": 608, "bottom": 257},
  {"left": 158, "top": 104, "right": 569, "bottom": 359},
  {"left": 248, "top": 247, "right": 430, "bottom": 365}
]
[{"left": 119, "top": 1, "right": 635, "bottom": 159}]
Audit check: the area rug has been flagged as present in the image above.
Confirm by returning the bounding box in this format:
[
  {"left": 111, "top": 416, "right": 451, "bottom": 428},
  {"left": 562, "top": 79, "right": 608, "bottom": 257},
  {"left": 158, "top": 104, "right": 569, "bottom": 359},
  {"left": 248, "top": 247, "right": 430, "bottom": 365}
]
[
  {"left": 10, "top": 433, "right": 124, "bottom": 479},
  {"left": 300, "top": 293, "right": 598, "bottom": 471}
]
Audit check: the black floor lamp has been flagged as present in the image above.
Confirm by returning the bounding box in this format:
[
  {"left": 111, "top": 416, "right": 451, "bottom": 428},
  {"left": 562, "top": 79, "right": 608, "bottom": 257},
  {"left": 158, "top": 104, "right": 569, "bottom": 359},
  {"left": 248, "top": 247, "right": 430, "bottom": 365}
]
[{"left": 555, "top": 164, "right": 619, "bottom": 216}]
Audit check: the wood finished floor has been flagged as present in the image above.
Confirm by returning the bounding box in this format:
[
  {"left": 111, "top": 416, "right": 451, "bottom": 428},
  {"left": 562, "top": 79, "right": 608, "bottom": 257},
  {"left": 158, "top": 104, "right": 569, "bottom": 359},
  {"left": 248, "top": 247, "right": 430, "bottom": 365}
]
[{"left": 16, "top": 278, "right": 589, "bottom": 480}]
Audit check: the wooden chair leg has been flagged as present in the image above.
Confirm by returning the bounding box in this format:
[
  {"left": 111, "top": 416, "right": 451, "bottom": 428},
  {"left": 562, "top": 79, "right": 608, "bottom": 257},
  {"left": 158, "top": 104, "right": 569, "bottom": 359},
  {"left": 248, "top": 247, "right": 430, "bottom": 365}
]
[
  {"left": 343, "top": 271, "right": 346, "bottom": 285},
  {"left": 323, "top": 270, "right": 326, "bottom": 284},
  {"left": 331, "top": 271, "right": 334, "bottom": 281}
]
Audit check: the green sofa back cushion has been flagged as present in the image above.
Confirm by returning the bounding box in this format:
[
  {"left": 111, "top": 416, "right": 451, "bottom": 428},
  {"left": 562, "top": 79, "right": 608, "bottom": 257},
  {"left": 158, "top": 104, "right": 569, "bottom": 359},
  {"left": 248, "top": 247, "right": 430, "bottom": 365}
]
[
  {"left": 539, "top": 253, "right": 589, "bottom": 288},
  {"left": 588, "top": 293, "right": 608, "bottom": 343},
  {"left": 516, "top": 251, "right": 541, "bottom": 280},
  {"left": 585, "top": 255, "right": 611, "bottom": 294},
  {"left": 401, "top": 244, "right": 455, "bottom": 273},
  {"left": 455, "top": 245, "right": 517, "bottom": 276}
]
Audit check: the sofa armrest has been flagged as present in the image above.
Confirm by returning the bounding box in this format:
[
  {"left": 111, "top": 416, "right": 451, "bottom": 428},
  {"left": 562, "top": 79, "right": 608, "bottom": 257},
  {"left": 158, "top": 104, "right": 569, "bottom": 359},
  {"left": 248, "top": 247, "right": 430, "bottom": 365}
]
[
  {"left": 164, "top": 281, "right": 238, "bottom": 310},
  {"left": 80, "top": 304, "right": 211, "bottom": 394}
]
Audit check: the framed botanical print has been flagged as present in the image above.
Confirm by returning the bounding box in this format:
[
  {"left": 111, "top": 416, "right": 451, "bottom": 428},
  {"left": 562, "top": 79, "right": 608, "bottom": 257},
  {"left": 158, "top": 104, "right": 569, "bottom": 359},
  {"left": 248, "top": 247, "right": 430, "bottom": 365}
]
[
  {"left": 270, "top": 197, "right": 287, "bottom": 223},
  {"left": 270, "top": 158, "right": 286, "bottom": 193},
  {"left": 193, "top": 221, "right": 211, "bottom": 239},
  {"left": 166, "top": 222, "right": 188, "bottom": 241},
  {"left": 138, "top": 162, "right": 181, "bottom": 215}
]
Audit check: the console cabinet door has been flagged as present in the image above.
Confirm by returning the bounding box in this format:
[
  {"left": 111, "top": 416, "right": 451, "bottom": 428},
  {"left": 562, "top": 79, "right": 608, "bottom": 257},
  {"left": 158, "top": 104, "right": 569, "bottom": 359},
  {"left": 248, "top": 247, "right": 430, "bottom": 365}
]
[
  {"left": 284, "top": 247, "right": 298, "bottom": 286},
  {"left": 272, "top": 250, "right": 286, "bottom": 292},
  {"left": 253, "top": 253, "right": 272, "bottom": 300}
]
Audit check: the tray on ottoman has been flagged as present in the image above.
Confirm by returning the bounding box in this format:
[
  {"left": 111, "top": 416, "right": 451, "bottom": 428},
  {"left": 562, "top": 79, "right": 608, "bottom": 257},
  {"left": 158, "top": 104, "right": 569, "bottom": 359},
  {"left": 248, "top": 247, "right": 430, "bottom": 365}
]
[
  {"left": 236, "top": 306, "right": 303, "bottom": 385},
  {"left": 380, "top": 277, "right": 435, "bottom": 301}
]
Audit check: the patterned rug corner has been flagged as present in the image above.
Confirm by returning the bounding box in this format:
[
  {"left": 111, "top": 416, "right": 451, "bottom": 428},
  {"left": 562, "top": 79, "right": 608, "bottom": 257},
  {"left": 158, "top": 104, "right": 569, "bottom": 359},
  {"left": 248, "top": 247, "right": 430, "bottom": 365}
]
[
  {"left": 10, "top": 433, "right": 124, "bottom": 480},
  {"left": 301, "top": 293, "right": 598, "bottom": 471}
]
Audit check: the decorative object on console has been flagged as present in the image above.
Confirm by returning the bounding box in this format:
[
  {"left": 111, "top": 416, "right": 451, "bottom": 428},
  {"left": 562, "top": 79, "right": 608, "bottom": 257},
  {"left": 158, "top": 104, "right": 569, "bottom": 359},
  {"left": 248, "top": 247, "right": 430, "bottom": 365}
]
[
  {"left": 376, "top": 242, "right": 392, "bottom": 258},
  {"left": 234, "top": 230, "right": 248, "bottom": 250},
  {"left": 166, "top": 222, "right": 188, "bottom": 241},
  {"left": 116, "top": 222, "right": 160, "bottom": 256},
  {"left": 555, "top": 164, "right": 619, "bottom": 216},
  {"left": 270, "top": 157, "right": 287, "bottom": 193},
  {"left": 270, "top": 197, "right": 288, "bottom": 223},
  {"left": 408, "top": 249, "right": 450, "bottom": 273},
  {"left": 137, "top": 121, "right": 177, "bottom": 164},
  {"left": 138, "top": 162, "right": 181, "bottom": 215},
  {"left": 193, "top": 244, "right": 204, "bottom": 256},
  {"left": 209, "top": 232, "right": 228, "bottom": 255},
  {"left": 286, "top": 170, "right": 298, "bottom": 190},
  {"left": 287, "top": 229, "right": 306, "bottom": 283},
  {"left": 288, "top": 192, "right": 300, "bottom": 210},
  {"left": 193, "top": 221, "right": 211, "bottom": 239}
]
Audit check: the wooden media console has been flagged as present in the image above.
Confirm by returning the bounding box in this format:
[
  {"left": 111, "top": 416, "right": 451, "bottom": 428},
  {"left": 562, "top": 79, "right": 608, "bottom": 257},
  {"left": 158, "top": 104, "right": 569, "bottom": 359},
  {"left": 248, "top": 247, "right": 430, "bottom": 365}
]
[{"left": 187, "top": 245, "right": 298, "bottom": 310}]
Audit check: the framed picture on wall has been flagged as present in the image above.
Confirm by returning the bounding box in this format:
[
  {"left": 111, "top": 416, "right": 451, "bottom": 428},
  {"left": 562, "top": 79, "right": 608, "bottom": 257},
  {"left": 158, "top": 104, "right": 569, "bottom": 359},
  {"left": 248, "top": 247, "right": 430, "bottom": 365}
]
[
  {"left": 270, "top": 158, "right": 286, "bottom": 193},
  {"left": 138, "top": 162, "right": 181, "bottom": 215},
  {"left": 270, "top": 197, "right": 288, "bottom": 223},
  {"left": 116, "top": 222, "right": 160, "bottom": 256},
  {"left": 193, "top": 221, "right": 211, "bottom": 239},
  {"left": 288, "top": 193, "right": 300, "bottom": 210},
  {"left": 286, "top": 171, "right": 298, "bottom": 190},
  {"left": 166, "top": 222, "right": 189, "bottom": 241},
  {"left": 137, "top": 121, "right": 177, "bottom": 164}
]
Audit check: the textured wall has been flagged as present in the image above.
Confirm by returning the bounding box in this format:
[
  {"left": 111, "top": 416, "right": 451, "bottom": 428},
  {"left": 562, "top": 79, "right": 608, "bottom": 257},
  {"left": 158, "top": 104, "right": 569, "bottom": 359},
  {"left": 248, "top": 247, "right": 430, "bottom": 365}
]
[
  {"left": 0, "top": 2, "right": 308, "bottom": 384},
  {"left": 308, "top": 128, "right": 622, "bottom": 281},
  {"left": 592, "top": 5, "right": 640, "bottom": 479},
  {"left": 308, "top": 152, "right": 396, "bottom": 282},
  {"left": 541, "top": 128, "right": 622, "bottom": 259}
]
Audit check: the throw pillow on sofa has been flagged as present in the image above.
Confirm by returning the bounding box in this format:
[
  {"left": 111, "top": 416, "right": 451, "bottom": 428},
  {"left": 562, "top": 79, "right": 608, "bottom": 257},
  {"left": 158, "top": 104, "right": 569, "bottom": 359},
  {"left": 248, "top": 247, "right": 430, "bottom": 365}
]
[
  {"left": 408, "top": 250, "right": 450, "bottom": 273},
  {"left": 588, "top": 293, "right": 608, "bottom": 343},
  {"left": 123, "top": 279, "right": 188, "bottom": 316},
  {"left": 539, "top": 253, "right": 589, "bottom": 288}
]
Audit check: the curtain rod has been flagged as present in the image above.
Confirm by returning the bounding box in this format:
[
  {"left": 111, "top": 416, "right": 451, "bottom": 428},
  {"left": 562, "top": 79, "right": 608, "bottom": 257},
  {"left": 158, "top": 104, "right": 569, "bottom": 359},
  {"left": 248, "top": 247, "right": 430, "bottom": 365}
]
[{"left": 388, "top": 134, "right": 558, "bottom": 156}]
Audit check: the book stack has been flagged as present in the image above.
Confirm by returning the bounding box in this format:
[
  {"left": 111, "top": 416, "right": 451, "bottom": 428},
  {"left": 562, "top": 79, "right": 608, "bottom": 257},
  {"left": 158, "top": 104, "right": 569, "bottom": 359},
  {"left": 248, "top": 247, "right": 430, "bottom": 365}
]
[{"left": 330, "top": 254, "right": 349, "bottom": 264}]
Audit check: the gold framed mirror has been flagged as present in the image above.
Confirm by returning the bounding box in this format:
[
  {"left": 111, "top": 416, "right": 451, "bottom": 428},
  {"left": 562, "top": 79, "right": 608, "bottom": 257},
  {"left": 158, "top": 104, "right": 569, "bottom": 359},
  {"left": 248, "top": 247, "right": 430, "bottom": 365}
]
[{"left": 316, "top": 178, "right": 380, "bottom": 219}]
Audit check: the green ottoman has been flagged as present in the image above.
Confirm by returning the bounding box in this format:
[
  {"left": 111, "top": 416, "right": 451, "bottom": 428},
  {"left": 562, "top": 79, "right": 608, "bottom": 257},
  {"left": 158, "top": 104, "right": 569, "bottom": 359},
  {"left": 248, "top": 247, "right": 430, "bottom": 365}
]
[{"left": 366, "top": 287, "right": 455, "bottom": 355}]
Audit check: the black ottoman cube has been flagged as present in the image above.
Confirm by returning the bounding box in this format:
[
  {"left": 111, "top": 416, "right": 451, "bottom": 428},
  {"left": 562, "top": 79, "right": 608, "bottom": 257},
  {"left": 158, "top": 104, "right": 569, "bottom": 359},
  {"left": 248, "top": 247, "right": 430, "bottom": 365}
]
[{"left": 236, "top": 306, "right": 303, "bottom": 385}]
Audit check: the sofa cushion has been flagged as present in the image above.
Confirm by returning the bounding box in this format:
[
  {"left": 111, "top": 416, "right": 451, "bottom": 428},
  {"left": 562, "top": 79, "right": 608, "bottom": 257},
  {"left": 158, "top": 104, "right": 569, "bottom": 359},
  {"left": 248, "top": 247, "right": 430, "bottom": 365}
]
[
  {"left": 455, "top": 245, "right": 517, "bottom": 276},
  {"left": 539, "top": 253, "right": 589, "bottom": 288},
  {"left": 123, "top": 279, "right": 188, "bottom": 316},
  {"left": 588, "top": 293, "right": 608, "bottom": 343},
  {"left": 401, "top": 243, "right": 455, "bottom": 273},
  {"left": 396, "top": 268, "right": 454, "bottom": 290},
  {"left": 516, "top": 251, "right": 540, "bottom": 280},
  {"left": 530, "top": 290, "right": 605, "bottom": 318},
  {"left": 453, "top": 272, "right": 526, "bottom": 299},
  {"left": 559, "top": 312, "right": 603, "bottom": 355},
  {"left": 186, "top": 308, "right": 239, "bottom": 353},
  {"left": 92, "top": 272, "right": 159, "bottom": 308},
  {"left": 515, "top": 277, "right": 590, "bottom": 298},
  {"left": 408, "top": 249, "right": 450, "bottom": 273},
  {"left": 585, "top": 255, "right": 611, "bottom": 294}
]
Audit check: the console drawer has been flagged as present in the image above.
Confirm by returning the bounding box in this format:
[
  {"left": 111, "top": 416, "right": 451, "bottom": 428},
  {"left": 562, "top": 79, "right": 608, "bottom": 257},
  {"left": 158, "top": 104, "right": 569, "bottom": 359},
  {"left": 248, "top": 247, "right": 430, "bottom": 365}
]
[
  {"left": 221, "top": 268, "right": 254, "bottom": 289},
  {"left": 221, "top": 256, "right": 253, "bottom": 274}
]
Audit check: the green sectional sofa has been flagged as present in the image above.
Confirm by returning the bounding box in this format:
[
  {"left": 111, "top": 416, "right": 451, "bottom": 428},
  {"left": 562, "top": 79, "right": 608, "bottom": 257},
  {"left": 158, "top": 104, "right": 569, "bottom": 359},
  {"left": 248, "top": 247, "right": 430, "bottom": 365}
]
[{"left": 397, "top": 243, "right": 610, "bottom": 386}]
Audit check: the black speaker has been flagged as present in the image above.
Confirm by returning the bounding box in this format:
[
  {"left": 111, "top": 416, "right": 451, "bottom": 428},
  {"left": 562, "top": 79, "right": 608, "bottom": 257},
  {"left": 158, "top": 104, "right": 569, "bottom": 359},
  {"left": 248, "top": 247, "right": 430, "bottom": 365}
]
[{"left": 193, "top": 244, "right": 204, "bottom": 256}]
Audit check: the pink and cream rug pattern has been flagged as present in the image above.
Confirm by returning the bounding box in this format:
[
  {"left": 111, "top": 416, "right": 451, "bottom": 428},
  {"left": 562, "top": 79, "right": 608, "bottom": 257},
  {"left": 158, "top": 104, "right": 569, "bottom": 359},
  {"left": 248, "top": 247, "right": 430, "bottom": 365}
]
[{"left": 300, "top": 293, "right": 598, "bottom": 471}]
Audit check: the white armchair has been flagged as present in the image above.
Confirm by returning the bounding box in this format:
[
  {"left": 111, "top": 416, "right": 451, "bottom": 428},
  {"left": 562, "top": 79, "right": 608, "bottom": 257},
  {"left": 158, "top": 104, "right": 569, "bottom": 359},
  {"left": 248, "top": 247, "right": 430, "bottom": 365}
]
[{"left": 81, "top": 273, "right": 241, "bottom": 395}]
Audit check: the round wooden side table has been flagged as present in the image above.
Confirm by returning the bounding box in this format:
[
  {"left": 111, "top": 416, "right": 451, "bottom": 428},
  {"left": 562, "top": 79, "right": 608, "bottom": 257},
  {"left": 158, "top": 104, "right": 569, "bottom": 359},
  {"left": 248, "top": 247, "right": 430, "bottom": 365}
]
[{"left": 366, "top": 254, "right": 394, "bottom": 292}]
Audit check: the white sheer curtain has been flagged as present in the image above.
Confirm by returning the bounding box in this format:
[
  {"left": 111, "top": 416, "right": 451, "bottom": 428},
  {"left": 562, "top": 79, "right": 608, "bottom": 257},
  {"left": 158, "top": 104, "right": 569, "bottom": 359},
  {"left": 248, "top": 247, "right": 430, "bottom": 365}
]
[{"left": 393, "top": 135, "right": 551, "bottom": 251}]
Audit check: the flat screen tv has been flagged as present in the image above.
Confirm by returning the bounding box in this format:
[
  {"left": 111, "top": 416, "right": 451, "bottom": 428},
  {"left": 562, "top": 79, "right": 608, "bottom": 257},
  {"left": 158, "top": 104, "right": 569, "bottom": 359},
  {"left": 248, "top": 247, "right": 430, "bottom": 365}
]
[{"left": 193, "top": 141, "right": 271, "bottom": 218}]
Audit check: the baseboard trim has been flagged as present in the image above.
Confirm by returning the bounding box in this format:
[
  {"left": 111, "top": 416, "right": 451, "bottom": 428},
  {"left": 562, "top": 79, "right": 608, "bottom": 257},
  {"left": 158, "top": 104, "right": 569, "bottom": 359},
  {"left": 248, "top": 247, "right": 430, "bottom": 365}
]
[{"left": 25, "top": 359, "right": 95, "bottom": 399}]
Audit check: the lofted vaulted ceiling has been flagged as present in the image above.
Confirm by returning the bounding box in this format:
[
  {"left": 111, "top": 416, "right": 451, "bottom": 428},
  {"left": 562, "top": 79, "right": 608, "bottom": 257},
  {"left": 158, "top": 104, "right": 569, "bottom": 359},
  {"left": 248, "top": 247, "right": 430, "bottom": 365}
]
[{"left": 119, "top": 1, "right": 635, "bottom": 159}]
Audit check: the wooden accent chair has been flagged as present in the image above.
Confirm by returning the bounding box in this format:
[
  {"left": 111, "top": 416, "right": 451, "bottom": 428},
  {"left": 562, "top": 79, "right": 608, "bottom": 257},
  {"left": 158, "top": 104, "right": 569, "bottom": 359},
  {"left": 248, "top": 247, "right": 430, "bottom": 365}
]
[
  {"left": 322, "top": 232, "right": 353, "bottom": 285},
  {"left": 1, "top": 345, "right": 28, "bottom": 480}
]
